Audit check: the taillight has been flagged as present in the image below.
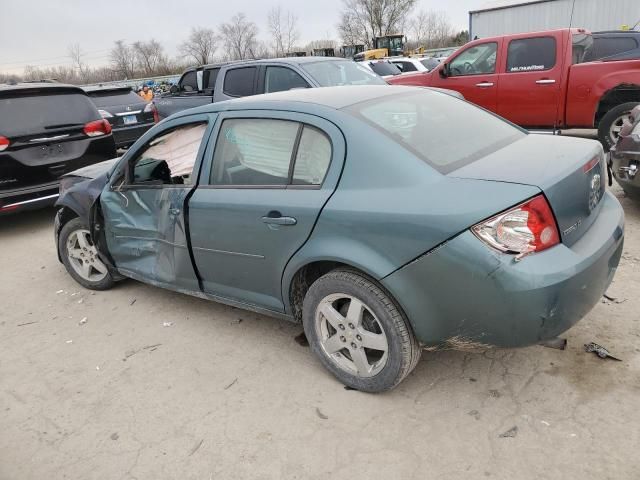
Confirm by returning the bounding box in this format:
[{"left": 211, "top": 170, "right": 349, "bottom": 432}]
[
  {"left": 144, "top": 102, "right": 159, "bottom": 123},
  {"left": 98, "top": 109, "right": 113, "bottom": 118},
  {"left": 472, "top": 195, "right": 560, "bottom": 256},
  {"left": 84, "top": 119, "right": 112, "bottom": 137},
  {"left": 0, "top": 135, "right": 9, "bottom": 152}
]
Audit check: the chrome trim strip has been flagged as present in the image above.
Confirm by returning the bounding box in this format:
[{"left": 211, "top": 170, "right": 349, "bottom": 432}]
[
  {"left": 29, "top": 134, "right": 70, "bottom": 143},
  {"left": 2, "top": 193, "right": 59, "bottom": 208},
  {"left": 192, "top": 246, "right": 265, "bottom": 259},
  {"left": 116, "top": 111, "right": 142, "bottom": 116}
]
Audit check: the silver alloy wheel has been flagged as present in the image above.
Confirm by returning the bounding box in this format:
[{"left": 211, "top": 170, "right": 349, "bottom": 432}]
[
  {"left": 66, "top": 229, "right": 108, "bottom": 282},
  {"left": 315, "top": 293, "right": 389, "bottom": 378},
  {"left": 609, "top": 111, "right": 634, "bottom": 145}
]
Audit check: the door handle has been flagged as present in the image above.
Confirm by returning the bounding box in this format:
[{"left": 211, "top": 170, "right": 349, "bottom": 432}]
[
  {"left": 262, "top": 211, "right": 297, "bottom": 226},
  {"left": 475, "top": 82, "right": 494, "bottom": 88},
  {"left": 169, "top": 208, "right": 181, "bottom": 216},
  {"left": 535, "top": 79, "right": 556, "bottom": 84}
]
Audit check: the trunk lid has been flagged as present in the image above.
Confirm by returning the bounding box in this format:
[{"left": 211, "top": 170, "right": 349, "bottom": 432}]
[{"left": 450, "top": 134, "right": 606, "bottom": 247}]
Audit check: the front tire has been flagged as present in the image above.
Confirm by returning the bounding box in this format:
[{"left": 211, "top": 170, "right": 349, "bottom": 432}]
[
  {"left": 58, "top": 217, "right": 115, "bottom": 290},
  {"left": 302, "top": 269, "right": 421, "bottom": 393},
  {"left": 598, "top": 102, "right": 638, "bottom": 151}
]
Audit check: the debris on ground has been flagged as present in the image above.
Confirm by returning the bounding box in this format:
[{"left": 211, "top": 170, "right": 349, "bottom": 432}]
[
  {"left": 315, "top": 407, "right": 329, "bottom": 420},
  {"left": 78, "top": 317, "right": 87, "bottom": 326},
  {"left": 294, "top": 332, "right": 309, "bottom": 347},
  {"left": 56, "top": 290, "right": 64, "bottom": 294},
  {"left": 189, "top": 439, "right": 204, "bottom": 456},
  {"left": 65, "top": 340, "right": 73, "bottom": 344},
  {"left": 129, "top": 299, "right": 137, "bottom": 306},
  {"left": 96, "top": 366, "right": 100, "bottom": 371},
  {"left": 468, "top": 410, "right": 481, "bottom": 420},
  {"left": 224, "top": 378, "right": 238, "bottom": 390},
  {"left": 344, "top": 385, "right": 357, "bottom": 391},
  {"left": 499, "top": 426, "right": 518, "bottom": 438},
  {"left": 110, "top": 432, "right": 119, "bottom": 441},
  {"left": 602, "top": 294, "right": 627, "bottom": 304},
  {"left": 77, "top": 298, "right": 84, "bottom": 304},
  {"left": 541, "top": 420, "right": 551, "bottom": 426},
  {"left": 469, "top": 377, "right": 477, "bottom": 382},
  {"left": 143, "top": 344, "right": 161, "bottom": 352},
  {"left": 489, "top": 389, "right": 501, "bottom": 398},
  {"left": 584, "top": 342, "right": 622, "bottom": 361},
  {"left": 162, "top": 322, "right": 174, "bottom": 327},
  {"left": 229, "top": 318, "right": 243, "bottom": 325},
  {"left": 17, "top": 321, "right": 38, "bottom": 327}
]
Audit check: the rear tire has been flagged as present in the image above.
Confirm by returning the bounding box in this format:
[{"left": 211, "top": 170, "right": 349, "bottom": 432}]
[
  {"left": 598, "top": 102, "right": 638, "bottom": 151},
  {"left": 302, "top": 269, "right": 421, "bottom": 393},
  {"left": 59, "top": 218, "right": 115, "bottom": 291}
]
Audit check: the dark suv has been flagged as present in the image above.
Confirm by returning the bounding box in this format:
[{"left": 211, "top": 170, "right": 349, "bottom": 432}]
[
  {"left": 83, "top": 86, "right": 156, "bottom": 149},
  {"left": 0, "top": 83, "right": 116, "bottom": 214}
]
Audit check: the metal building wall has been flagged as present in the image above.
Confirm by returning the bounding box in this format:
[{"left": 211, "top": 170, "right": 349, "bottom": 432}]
[{"left": 470, "top": 0, "right": 640, "bottom": 39}]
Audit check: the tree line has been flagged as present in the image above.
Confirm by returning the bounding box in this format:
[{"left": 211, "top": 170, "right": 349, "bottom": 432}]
[{"left": 1, "top": 0, "right": 468, "bottom": 85}]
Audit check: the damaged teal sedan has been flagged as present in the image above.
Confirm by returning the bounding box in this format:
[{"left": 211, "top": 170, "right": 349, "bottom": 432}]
[{"left": 55, "top": 86, "right": 625, "bottom": 392}]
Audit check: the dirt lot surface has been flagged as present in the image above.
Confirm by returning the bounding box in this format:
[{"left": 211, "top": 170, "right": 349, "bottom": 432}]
[{"left": 1, "top": 186, "right": 639, "bottom": 480}]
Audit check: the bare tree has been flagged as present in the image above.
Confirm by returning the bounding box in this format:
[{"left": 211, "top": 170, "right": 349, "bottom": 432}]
[
  {"left": 133, "top": 39, "right": 170, "bottom": 75},
  {"left": 109, "top": 40, "right": 137, "bottom": 79},
  {"left": 220, "top": 13, "right": 259, "bottom": 60},
  {"left": 180, "top": 27, "right": 218, "bottom": 65},
  {"left": 68, "top": 43, "right": 89, "bottom": 83},
  {"left": 408, "top": 10, "right": 455, "bottom": 49},
  {"left": 267, "top": 6, "right": 299, "bottom": 57},
  {"left": 338, "top": 0, "right": 417, "bottom": 47}
]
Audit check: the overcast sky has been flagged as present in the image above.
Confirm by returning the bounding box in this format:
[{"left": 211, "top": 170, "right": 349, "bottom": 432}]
[{"left": 0, "top": 0, "right": 483, "bottom": 74}]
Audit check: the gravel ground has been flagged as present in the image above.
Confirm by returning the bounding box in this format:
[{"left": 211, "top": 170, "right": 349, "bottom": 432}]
[{"left": 1, "top": 185, "right": 638, "bottom": 480}]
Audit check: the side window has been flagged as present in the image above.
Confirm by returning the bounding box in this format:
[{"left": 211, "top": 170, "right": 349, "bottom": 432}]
[
  {"left": 223, "top": 67, "right": 257, "bottom": 97},
  {"left": 507, "top": 37, "right": 556, "bottom": 73},
  {"left": 401, "top": 61, "right": 417, "bottom": 72},
  {"left": 392, "top": 62, "right": 404, "bottom": 72},
  {"left": 211, "top": 119, "right": 299, "bottom": 186},
  {"left": 265, "top": 67, "right": 309, "bottom": 93},
  {"left": 292, "top": 126, "right": 332, "bottom": 185},
  {"left": 131, "top": 123, "right": 207, "bottom": 186},
  {"left": 180, "top": 71, "right": 198, "bottom": 92},
  {"left": 205, "top": 68, "right": 220, "bottom": 91},
  {"left": 449, "top": 43, "right": 497, "bottom": 76}
]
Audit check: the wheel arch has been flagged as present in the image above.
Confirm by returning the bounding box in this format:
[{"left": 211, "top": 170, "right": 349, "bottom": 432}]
[{"left": 594, "top": 84, "right": 640, "bottom": 127}]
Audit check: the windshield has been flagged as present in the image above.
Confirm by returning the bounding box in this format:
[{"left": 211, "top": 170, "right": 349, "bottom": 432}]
[
  {"left": 368, "top": 61, "right": 401, "bottom": 76},
  {"left": 302, "top": 60, "right": 386, "bottom": 86},
  {"left": 88, "top": 90, "right": 144, "bottom": 107},
  {"left": 346, "top": 90, "right": 525, "bottom": 173}
]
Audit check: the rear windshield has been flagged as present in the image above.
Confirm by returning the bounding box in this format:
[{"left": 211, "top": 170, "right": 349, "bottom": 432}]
[
  {"left": 87, "top": 89, "right": 143, "bottom": 107},
  {"left": 346, "top": 90, "right": 525, "bottom": 173},
  {"left": 302, "top": 60, "right": 386, "bottom": 86},
  {"left": 368, "top": 61, "right": 401, "bottom": 77},
  {"left": 0, "top": 91, "right": 99, "bottom": 137}
]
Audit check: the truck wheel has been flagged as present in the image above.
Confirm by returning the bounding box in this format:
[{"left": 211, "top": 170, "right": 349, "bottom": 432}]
[
  {"left": 302, "top": 269, "right": 421, "bottom": 393},
  {"left": 59, "top": 218, "right": 115, "bottom": 291},
  {"left": 598, "top": 102, "right": 638, "bottom": 151}
]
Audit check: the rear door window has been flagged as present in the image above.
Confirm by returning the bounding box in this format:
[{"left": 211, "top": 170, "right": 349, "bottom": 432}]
[
  {"left": 0, "top": 91, "right": 98, "bottom": 137},
  {"left": 292, "top": 126, "right": 332, "bottom": 185},
  {"left": 223, "top": 67, "right": 257, "bottom": 97},
  {"left": 506, "top": 37, "right": 557, "bottom": 72},
  {"left": 264, "top": 66, "right": 309, "bottom": 93}
]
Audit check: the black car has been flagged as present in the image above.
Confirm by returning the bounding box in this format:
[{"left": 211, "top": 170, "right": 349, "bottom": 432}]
[
  {"left": 610, "top": 103, "right": 640, "bottom": 198},
  {"left": 0, "top": 82, "right": 116, "bottom": 214},
  {"left": 83, "top": 86, "right": 156, "bottom": 149}
]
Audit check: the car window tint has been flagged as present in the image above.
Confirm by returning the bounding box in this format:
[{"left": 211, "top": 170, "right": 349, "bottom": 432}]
[
  {"left": 368, "top": 61, "right": 401, "bottom": 76},
  {"left": 449, "top": 43, "right": 497, "bottom": 76},
  {"left": 180, "top": 71, "right": 198, "bottom": 92},
  {"left": 0, "top": 91, "right": 98, "bottom": 137},
  {"left": 420, "top": 58, "right": 440, "bottom": 71},
  {"left": 591, "top": 36, "right": 638, "bottom": 59},
  {"left": 401, "top": 61, "right": 417, "bottom": 72},
  {"left": 507, "top": 37, "right": 556, "bottom": 72},
  {"left": 265, "top": 66, "right": 309, "bottom": 93},
  {"left": 211, "top": 119, "right": 299, "bottom": 186},
  {"left": 347, "top": 90, "right": 524, "bottom": 174},
  {"left": 131, "top": 123, "right": 207, "bottom": 185},
  {"left": 292, "top": 126, "right": 332, "bottom": 185},
  {"left": 223, "top": 67, "right": 257, "bottom": 97},
  {"left": 87, "top": 90, "right": 142, "bottom": 107},
  {"left": 302, "top": 60, "right": 386, "bottom": 86}
]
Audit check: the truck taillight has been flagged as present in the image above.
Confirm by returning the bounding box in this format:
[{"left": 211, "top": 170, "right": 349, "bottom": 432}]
[
  {"left": 0, "top": 135, "right": 9, "bottom": 152},
  {"left": 144, "top": 102, "right": 159, "bottom": 123},
  {"left": 84, "top": 119, "right": 112, "bottom": 137},
  {"left": 472, "top": 195, "right": 560, "bottom": 256}
]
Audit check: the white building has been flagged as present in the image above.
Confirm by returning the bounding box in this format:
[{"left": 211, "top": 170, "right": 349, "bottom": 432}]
[{"left": 469, "top": 0, "right": 640, "bottom": 39}]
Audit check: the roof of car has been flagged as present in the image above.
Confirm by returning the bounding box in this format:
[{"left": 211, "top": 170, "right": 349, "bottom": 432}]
[
  {"left": 82, "top": 85, "right": 134, "bottom": 94},
  {"left": 0, "top": 82, "right": 86, "bottom": 96},
  {"left": 193, "top": 56, "right": 353, "bottom": 71},
  {"left": 211, "top": 85, "right": 423, "bottom": 111}
]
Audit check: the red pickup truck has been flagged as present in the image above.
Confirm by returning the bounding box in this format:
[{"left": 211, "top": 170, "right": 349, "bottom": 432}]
[{"left": 388, "top": 28, "right": 640, "bottom": 149}]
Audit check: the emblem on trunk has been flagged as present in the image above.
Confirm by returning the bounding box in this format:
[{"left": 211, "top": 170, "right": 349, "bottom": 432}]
[
  {"left": 588, "top": 173, "right": 602, "bottom": 212},
  {"left": 126, "top": 106, "right": 132, "bottom": 111}
]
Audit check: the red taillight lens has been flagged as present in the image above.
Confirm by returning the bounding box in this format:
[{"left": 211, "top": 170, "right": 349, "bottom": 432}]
[
  {"left": 83, "top": 119, "right": 112, "bottom": 137},
  {"left": 472, "top": 195, "right": 560, "bottom": 255},
  {"left": 0, "top": 135, "right": 10, "bottom": 152}
]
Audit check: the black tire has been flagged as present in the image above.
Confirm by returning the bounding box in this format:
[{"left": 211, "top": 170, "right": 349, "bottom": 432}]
[
  {"left": 58, "top": 217, "right": 115, "bottom": 291},
  {"left": 302, "top": 269, "right": 421, "bottom": 393},
  {"left": 597, "top": 102, "right": 639, "bottom": 151}
]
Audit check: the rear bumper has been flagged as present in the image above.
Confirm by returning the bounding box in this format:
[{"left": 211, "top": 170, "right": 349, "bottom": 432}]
[
  {"left": 112, "top": 123, "right": 154, "bottom": 149},
  {"left": 0, "top": 182, "right": 59, "bottom": 215},
  {"left": 382, "top": 191, "right": 625, "bottom": 348}
]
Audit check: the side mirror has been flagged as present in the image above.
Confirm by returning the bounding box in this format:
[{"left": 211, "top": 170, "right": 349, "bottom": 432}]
[
  {"left": 170, "top": 85, "right": 179, "bottom": 94},
  {"left": 440, "top": 63, "right": 451, "bottom": 78}
]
